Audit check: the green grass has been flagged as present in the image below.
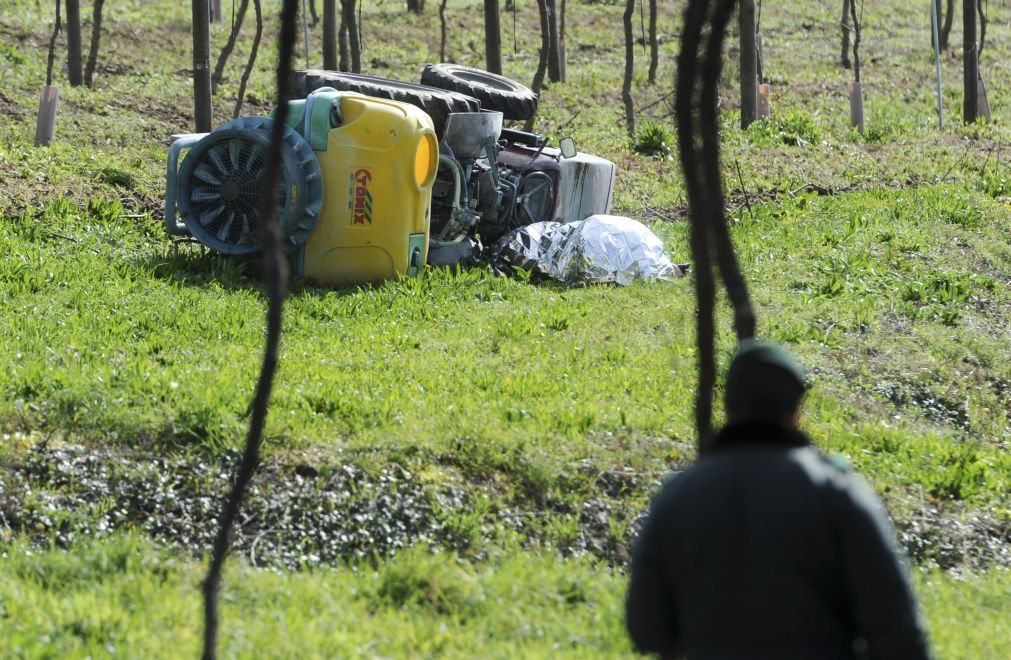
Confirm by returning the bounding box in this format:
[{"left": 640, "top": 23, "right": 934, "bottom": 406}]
[
  {"left": 0, "top": 536, "right": 629, "bottom": 658},
  {"left": 3, "top": 184, "right": 1006, "bottom": 515},
  {"left": 1, "top": 0, "right": 1011, "bottom": 654},
  {"left": 1, "top": 536, "right": 1008, "bottom": 658}
]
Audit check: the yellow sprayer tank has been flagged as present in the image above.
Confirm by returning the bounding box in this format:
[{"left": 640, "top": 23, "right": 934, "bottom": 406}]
[{"left": 284, "top": 91, "right": 438, "bottom": 286}]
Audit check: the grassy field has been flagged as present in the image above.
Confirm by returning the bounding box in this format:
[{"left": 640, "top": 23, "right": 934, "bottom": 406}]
[
  {"left": 3, "top": 535, "right": 1009, "bottom": 657},
  {"left": 1, "top": 0, "right": 1009, "bottom": 656}
]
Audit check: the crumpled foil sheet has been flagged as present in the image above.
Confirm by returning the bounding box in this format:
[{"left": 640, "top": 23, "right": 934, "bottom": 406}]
[
  {"left": 490, "top": 221, "right": 558, "bottom": 273},
  {"left": 492, "top": 215, "right": 681, "bottom": 285}
]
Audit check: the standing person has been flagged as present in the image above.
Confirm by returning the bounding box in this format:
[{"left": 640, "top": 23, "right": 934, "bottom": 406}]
[{"left": 625, "top": 340, "right": 931, "bottom": 659}]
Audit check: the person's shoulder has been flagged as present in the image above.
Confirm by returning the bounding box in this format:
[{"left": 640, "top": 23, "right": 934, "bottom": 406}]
[
  {"left": 646, "top": 463, "right": 707, "bottom": 512},
  {"left": 787, "top": 444, "right": 855, "bottom": 482},
  {"left": 790, "top": 446, "right": 890, "bottom": 515},
  {"left": 648, "top": 451, "right": 747, "bottom": 508}
]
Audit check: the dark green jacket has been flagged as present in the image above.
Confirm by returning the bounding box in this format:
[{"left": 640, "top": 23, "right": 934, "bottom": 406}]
[{"left": 625, "top": 423, "right": 930, "bottom": 659}]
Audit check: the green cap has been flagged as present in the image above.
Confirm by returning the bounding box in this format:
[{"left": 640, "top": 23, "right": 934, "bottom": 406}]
[{"left": 724, "top": 339, "right": 809, "bottom": 421}]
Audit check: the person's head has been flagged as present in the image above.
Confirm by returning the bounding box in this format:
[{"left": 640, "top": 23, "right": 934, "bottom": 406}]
[{"left": 724, "top": 339, "right": 808, "bottom": 427}]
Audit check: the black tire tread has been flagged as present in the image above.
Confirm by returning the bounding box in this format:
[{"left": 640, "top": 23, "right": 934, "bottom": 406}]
[
  {"left": 291, "top": 69, "right": 480, "bottom": 137},
  {"left": 420, "top": 63, "right": 538, "bottom": 121}
]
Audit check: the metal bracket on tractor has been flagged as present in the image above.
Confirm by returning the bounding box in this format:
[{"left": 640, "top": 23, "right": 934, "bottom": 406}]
[{"left": 166, "top": 64, "right": 616, "bottom": 286}]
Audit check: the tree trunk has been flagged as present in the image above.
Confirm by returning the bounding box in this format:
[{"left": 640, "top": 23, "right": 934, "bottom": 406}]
[
  {"left": 739, "top": 0, "right": 757, "bottom": 128},
  {"left": 932, "top": 0, "right": 941, "bottom": 49},
  {"left": 849, "top": 0, "right": 861, "bottom": 84},
  {"left": 755, "top": 0, "right": 764, "bottom": 83},
  {"left": 339, "top": 17, "right": 349, "bottom": 71},
  {"left": 65, "top": 0, "right": 83, "bottom": 86},
  {"left": 193, "top": 0, "right": 212, "bottom": 131},
  {"left": 46, "top": 0, "right": 62, "bottom": 87},
  {"left": 848, "top": 0, "right": 864, "bottom": 134},
  {"left": 621, "top": 0, "right": 634, "bottom": 137},
  {"left": 524, "top": 0, "right": 550, "bottom": 132},
  {"left": 84, "top": 0, "right": 105, "bottom": 88},
  {"left": 977, "top": 0, "right": 986, "bottom": 57},
  {"left": 439, "top": 0, "right": 448, "bottom": 61},
  {"left": 484, "top": 0, "right": 502, "bottom": 74},
  {"left": 213, "top": 0, "right": 249, "bottom": 93},
  {"left": 407, "top": 0, "right": 424, "bottom": 13},
  {"left": 647, "top": 0, "right": 658, "bottom": 84},
  {"left": 310, "top": 0, "right": 319, "bottom": 25},
  {"left": 558, "top": 0, "right": 566, "bottom": 82},
  {"left": 840, "top": 0, "right": 851, "bottom": 69},
  {"left": 323, "top": 0, "right": 337, "bottom": 69},
  {"left": 201, "top": 0, "right": 297, "bottom": 658},
  {"left": 546, "top": 0, "right": 560, "bottom": 82},
  {"left": 941, "top": 0, "right": 954, "bottom": 51},
  {"left": 300, "top": 0, "right": 310, "bottom": 69},
  {"left": 233, "top": 0, "right": 263, "bottom": 118},
  {"left": 38, "top": 0, "right": 62, "bottom": 147},
  {"left": 963, "top": 0, "right": 978, "bottom": 123},
  {"left": 341, "top": 0, "right": 360, "bottom": 73}
]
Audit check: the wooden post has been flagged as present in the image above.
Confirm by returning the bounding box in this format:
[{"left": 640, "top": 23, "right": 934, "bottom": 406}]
[
  {"left": 546, "top": 0, "right": 560, "bottom": 83},
  {"left": 323, "top": 0, "right": 337, "bottom": 69},
  {"left": 65, "top": 0, "right": 83, "bottom": 86},
  {"left": 484, "top": 0, "right": 502, "bottom": 74},
  {"left": 739, "top": 0, "right": 757, "bottom": 128},
  {"left": 963, "top": 0, "right": 978, "bottom": 123},
  {"left": 192, "top": 0, "right": 213, "bottom": 132}
]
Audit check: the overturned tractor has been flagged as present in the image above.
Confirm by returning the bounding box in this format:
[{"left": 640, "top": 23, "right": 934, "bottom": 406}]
[{"left": 165, "top": 65, "right": 616, "bottom": 286}]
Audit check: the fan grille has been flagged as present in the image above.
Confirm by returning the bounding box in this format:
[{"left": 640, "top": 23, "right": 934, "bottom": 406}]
[
  {"left": 187, "top": 136, "right": 273, "bottom": 248},
  {"left": 177, "top": 117, "right": 323, "bottom": 256}
]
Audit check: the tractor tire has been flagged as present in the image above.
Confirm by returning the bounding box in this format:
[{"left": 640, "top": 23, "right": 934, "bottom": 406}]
[
  {"left": 291, "top": 69, "right": 480, "bottom": 137},
  {"left": 420, "top": 63, "right": 538, "bottom": 121}
]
